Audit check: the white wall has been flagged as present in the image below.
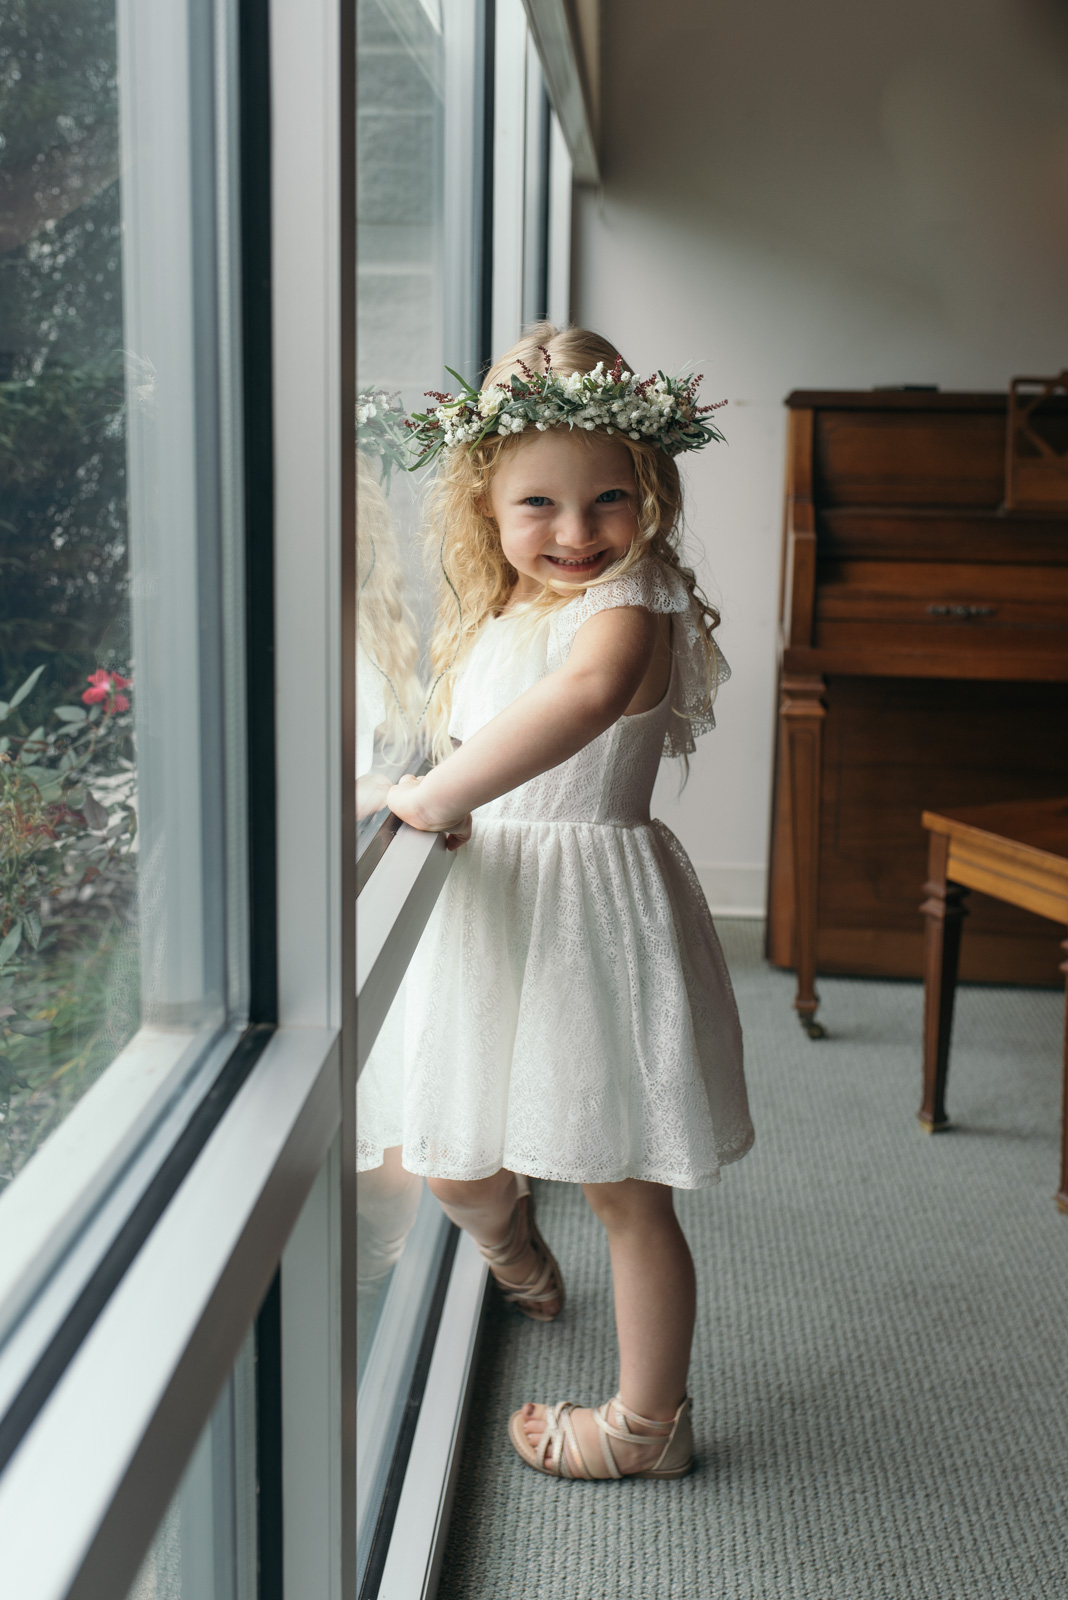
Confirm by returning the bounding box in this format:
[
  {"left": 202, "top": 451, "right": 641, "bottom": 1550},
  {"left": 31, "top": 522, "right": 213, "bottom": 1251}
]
[{"left": 573, "top": 0, "right": 1068, "bottom": 914}]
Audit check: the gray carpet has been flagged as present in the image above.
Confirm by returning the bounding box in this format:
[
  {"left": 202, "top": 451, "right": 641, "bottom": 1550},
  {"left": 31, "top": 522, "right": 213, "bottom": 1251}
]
[{"left": 437, "top": 920, "right": 1068, "bottom": 1600}]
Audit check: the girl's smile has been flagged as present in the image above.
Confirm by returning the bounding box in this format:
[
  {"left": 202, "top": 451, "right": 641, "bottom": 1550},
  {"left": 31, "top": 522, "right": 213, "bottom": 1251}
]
[
  {"left": 542, "top": 550, "right": 609, "bottom": 571},
  {"left": 487, "top": 429, "right": 641, "bottom": 602}
]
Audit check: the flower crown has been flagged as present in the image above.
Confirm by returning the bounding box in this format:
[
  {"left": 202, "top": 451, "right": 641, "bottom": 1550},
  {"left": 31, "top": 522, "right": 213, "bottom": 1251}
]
[{"left": 404, "top": 351, "right": 727, "bottom": 470}]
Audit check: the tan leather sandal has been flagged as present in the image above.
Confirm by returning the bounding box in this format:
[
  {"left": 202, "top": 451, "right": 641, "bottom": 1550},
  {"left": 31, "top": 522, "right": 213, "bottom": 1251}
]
[
  {"left": 476, "top": 1175, "right": 565, "bottom": 1323},
  {"left": 508, "top": 1394, "right": 693, "bottom": 1479}
]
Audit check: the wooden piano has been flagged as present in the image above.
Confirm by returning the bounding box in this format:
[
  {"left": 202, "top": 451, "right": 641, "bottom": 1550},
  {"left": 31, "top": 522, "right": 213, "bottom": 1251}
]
[{"left": 766, "top": 389, "right": 1068, "bottom": 1035}]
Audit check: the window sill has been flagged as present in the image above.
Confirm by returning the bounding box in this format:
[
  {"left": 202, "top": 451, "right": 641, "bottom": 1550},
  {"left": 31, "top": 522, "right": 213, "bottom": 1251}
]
[{"left": 0, "top": 1023, "right": 340, "bottom": 1600}]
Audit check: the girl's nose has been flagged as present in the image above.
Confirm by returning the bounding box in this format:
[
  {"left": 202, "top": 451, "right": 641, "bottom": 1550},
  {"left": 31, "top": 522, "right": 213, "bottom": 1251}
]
[{"left": 554, "top": 515, "right": 598, "bottom": 549}]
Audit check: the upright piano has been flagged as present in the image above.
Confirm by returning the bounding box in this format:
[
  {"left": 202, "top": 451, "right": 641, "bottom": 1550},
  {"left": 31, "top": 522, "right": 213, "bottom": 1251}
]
[{"left": 766, "top": 389, "right": 1068, "bottom": 1034}]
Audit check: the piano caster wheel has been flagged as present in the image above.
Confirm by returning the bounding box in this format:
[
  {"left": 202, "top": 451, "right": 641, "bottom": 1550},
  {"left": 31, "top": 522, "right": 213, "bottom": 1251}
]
[{"left": 799, "top": 1015, "right": 826, "bottom": 1040}]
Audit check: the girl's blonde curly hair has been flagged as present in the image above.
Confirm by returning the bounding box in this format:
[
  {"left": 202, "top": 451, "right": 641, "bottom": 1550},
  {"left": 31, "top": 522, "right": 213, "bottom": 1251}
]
[{"left": 422, "top": 323, "right": 721, "bottom": 760}]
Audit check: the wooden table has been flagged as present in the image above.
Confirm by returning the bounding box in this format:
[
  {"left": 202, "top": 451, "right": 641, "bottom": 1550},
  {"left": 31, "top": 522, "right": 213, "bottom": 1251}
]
[{"left": 920, "top": 798, "right": 1068, "bottom": 1211}]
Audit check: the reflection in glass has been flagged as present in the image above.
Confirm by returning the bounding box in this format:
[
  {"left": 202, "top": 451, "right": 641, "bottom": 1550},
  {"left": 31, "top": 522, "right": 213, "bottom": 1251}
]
[
  {"left": 125, "top": 1331, "right": 256, "bottom": 1600},
  {"left": 0, "top": 1, "right": 139, "bottom": 1187},
  {"left": 355, "top": 0, "right": 475, "bottom": 1577},
  {"left": 356, "top": 443, "right": 424, "bottom": 837},
  {"left": 355, "top": 0, "right": 451, "bottom": 853}
]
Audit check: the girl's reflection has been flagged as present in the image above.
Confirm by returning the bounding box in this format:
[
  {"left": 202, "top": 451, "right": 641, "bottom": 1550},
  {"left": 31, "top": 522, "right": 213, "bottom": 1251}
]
[
  {"left": 356, "top": 445, "right": 422, "bottom": 818},
  {"left": 356, "top": 424, "right": 427, "bottom": 1294}
]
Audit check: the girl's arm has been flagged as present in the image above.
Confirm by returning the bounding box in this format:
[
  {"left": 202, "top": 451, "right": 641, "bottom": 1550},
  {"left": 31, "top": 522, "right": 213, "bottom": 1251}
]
[{"left": 388, "top": 604, "right": 659, "bottom": 832}]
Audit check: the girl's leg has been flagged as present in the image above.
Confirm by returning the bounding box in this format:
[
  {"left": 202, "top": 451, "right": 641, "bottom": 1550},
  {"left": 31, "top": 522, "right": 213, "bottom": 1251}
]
[
  {"left": 427, "top": 1172, "right": 563, "bottom": 1317},
  {"left": 520, "top": 1179, "right": 694, "bottom": 1473}
]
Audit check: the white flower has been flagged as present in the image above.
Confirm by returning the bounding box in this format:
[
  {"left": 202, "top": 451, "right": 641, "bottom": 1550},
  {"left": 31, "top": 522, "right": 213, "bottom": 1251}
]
[{"left": 478, "top": 389, "right": 503, "bottom": 417}]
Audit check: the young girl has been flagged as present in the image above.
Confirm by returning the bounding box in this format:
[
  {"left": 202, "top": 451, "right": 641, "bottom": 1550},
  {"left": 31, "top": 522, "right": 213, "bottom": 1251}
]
[{"left": 358, "top": 324, "right": 754, "bottom": 1481}]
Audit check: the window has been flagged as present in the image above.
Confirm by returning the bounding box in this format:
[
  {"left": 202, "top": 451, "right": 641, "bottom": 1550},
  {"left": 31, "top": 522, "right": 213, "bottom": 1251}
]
[
  {"left": 0, "top": 0, "right": 250, "bottom": 1351},
  {"left": 0, "top": 0, "right": 589, "bottom": 1587},
  {"left": 0, "top": 0, "right": 278, "bottom": 1581}
]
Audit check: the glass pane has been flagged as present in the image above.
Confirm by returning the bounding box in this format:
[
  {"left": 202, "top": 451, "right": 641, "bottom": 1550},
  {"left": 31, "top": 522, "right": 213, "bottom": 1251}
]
[
  {"left": 125, "top": 1329, "right": 257, "bottom": 1600},
  {"left": 0, "top": 0, "right": 246, "bottom": 1191},
  {"left": 356, "top": 0, "right": 447, "bottom": 845},
  {"left": 0, "top": 0, "right": 141, "bottom": 1185}
]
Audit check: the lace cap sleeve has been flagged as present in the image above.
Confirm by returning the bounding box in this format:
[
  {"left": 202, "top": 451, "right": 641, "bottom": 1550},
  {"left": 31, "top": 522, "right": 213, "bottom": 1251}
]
[{"left": 549, "top": 557, "right": 730, "bottom": 758}]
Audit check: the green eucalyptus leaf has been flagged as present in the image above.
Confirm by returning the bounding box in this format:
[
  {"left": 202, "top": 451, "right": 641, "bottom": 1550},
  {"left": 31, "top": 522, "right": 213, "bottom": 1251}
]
[
  {"left": 6, "top": 664, "right": 45, "bottom": 713},
  {"left": 0, "top": 925, "right": 22, "bottom": 967},
  {"left": 83, "top": 792, "right": 109, "bottom": 831},
  {"left": 6, "top": 1016, "right": 52, "bottom": 1037},
  {"left": 54, "top": 705, "right": 88, "bottom": 723},
  {"left": 0, "top": 1057, "right": 29, "bottom": 1091}
]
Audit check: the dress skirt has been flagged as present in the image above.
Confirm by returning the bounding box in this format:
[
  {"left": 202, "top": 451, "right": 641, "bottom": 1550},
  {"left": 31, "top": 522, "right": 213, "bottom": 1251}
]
[{"left": 357, "top": 815, "right": 754, "bottom": 1189}]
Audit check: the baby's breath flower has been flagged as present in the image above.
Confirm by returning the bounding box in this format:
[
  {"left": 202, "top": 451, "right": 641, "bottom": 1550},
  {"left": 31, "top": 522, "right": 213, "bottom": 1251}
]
[{"left": 403, "top": 361, "right": 727, "bottom": 470}]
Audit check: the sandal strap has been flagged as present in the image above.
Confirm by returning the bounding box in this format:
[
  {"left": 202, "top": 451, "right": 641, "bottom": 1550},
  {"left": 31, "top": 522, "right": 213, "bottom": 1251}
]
[
  {"left": 475, "top": 1183, "right": 562, "bottom": 1309},
  {"left": 524, "top": 1397, "right": 688, "bottom": 1479},
  {"left": 592, "top": 1396, "right": 687, "bottom": 1475},
  {"left": 540, "top": 1402, "right": 603, "bottom": 1480}
]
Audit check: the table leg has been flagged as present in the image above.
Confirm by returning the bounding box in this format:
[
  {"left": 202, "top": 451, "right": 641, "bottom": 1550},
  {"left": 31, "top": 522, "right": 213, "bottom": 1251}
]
[
  {"left": 919, "top": 832, "right": 968, "bottom": 1132},
  {"left": 1058, "top": 934, "right": 1068, "bottom": 1214},
  {"left": 781, "top": 673, "right": 826, "bottom": 1039}
]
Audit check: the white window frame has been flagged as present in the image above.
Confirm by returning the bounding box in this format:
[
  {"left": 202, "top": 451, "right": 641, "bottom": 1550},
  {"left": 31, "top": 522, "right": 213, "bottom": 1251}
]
[{"left": 0, "top": 0, "right": 360, "bottom": 1593}]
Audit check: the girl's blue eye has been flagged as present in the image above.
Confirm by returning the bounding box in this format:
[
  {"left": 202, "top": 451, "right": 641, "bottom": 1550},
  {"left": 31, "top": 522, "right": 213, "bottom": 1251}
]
[
  {"left": 597, "top": 489, "right": 625, "bottom": 503},
  {"left": 524, "top": 496, "right": 551, "bottom": 507}
]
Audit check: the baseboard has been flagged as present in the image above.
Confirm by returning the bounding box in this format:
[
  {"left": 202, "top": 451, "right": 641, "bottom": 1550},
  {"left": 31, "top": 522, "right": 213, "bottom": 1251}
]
[{"left": 695, "top": 862, "right": 767, "bottom": 920}]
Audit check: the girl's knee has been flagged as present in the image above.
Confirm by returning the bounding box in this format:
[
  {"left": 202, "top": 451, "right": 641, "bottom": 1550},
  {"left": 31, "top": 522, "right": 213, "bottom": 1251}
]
[
  {"left": 582, "top": 1178, "right": 674, "bottom": 1231},
  {"left": 427, "top": 1170, "right": 511, "bottom": 1209}
]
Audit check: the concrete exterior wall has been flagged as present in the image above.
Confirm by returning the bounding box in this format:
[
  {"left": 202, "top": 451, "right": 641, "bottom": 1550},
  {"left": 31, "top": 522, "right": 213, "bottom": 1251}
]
[{"left": 572, "top": 0, "right": 1068, "bottom": 913}]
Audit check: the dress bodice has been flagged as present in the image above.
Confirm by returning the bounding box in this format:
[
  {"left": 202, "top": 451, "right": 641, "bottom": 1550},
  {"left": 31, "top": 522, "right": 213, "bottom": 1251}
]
[{"left": 448, "top": 558, "right": 729, "bottom": 828}]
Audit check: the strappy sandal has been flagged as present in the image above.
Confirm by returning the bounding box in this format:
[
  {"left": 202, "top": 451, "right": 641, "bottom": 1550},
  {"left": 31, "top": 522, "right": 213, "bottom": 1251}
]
[
  {"left": 476, "top": 1174, "right": 565, "bottom": 1323},
  {"left": 508, "top": 1394, "right": 693, "bottom": 1480}
]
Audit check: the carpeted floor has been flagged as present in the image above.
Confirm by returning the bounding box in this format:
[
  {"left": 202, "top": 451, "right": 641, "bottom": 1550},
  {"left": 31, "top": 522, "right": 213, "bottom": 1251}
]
[{"left": 437, "top": 920, "right": 1068, "bottom": 1600}]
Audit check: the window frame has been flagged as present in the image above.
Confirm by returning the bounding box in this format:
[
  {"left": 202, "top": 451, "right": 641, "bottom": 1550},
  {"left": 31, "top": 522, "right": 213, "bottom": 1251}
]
[
  {"left": 0, "top": 0, "right": 355, "bottom": 1587},
  {"left": 0, "top": 0, "right": 275, "bottom": 1486}
]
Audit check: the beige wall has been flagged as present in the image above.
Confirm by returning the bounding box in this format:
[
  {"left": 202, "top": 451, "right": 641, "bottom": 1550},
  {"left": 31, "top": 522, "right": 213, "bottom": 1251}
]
[{"left": 573, "top": 0, "right": 1068, "bottom": 912}]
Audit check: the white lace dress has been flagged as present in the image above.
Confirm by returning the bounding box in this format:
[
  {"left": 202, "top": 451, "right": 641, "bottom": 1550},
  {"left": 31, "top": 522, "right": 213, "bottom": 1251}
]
[{"left": 357, "top": 557, "right": 754, "bottom": 1188}]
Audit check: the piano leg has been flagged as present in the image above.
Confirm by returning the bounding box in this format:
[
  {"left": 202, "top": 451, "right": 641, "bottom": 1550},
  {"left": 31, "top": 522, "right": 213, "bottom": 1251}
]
[
  {"left": 781, "top": 674, "right": 826, "bottom": 1038},
  {"left": 918, "top": 831, "right": 968, "bottom": 1133},
  {"left": 1058, "top": 935, "right": 1068, "bottom": 1214}
]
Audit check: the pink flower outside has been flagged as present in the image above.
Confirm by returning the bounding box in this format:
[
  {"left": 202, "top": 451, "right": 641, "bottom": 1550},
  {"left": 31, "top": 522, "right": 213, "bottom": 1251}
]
[{"left": 82, "top": 669, "right": 132, "bottom": 715}]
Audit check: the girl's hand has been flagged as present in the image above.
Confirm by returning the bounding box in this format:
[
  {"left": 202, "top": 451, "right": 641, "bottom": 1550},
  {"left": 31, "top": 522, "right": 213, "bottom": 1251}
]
[{"left": 387, "top": 774, "right": 473, "bottom": 851}]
